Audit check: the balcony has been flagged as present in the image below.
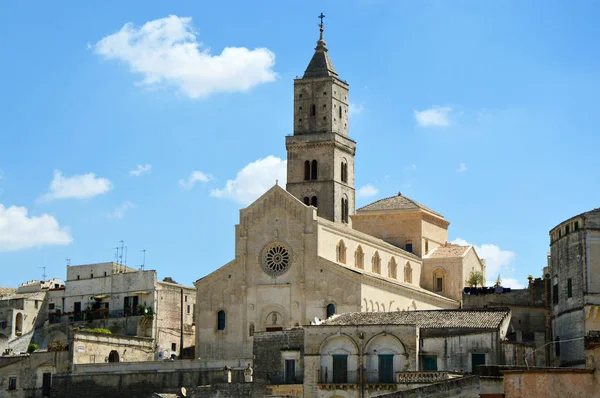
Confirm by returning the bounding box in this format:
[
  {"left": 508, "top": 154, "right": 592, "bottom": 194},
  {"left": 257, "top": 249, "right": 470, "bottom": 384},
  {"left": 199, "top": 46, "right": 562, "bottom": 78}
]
[
  {"left": 265, "top": 370, "right": 304, "bottom": 385},
  {"left": 317, "top": 370, "right": 455, "bottom": 391}
]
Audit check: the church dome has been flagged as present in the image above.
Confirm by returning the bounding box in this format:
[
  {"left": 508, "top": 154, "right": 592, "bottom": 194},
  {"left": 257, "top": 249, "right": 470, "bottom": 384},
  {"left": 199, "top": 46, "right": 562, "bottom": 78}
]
[{"left": 356, "top": 192, "right": 443, "bottom": 217}]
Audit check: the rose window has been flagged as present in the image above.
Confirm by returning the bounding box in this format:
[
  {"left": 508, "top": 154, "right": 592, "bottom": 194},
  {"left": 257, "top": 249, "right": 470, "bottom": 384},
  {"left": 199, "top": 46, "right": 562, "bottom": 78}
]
[{"left": 261, "top": 243, "right": 291, "bottom": 276}]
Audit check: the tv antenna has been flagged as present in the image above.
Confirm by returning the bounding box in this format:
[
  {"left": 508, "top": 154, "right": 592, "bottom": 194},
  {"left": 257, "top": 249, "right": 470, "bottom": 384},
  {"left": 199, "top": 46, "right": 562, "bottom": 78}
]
[
  {"left": 66, "top": 258, "right": 71, "bottom": 267},
  {"left": 39, "top": 266, "right": 47, "bottom": 281},
  {"left": 140, "top": 249, "right": 146, "bottom": 270}
]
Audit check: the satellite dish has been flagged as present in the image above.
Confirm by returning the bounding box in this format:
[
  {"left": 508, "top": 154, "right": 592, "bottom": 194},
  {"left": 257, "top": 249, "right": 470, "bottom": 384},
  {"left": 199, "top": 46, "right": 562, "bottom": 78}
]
[
  {"left": 314, "top": 317, "right": 322, "bottom": 325},
  {"left": 181, "top": 387, "right": 187, "bottom": 396}
]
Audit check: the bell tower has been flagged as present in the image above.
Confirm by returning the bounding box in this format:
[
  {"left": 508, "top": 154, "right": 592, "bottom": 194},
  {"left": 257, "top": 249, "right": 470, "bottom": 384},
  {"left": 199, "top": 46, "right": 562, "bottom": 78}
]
[{"left": 286, "top": 15, "right": 356, "bottom": 225}]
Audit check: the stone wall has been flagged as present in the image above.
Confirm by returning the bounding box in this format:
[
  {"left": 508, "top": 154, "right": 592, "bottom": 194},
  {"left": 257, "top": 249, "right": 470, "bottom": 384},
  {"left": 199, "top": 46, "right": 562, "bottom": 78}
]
[
  {"left": 0, "top": 351, "right": 69, "bottom": 398},
  {"left": 253, "top": 328, "right": 304, "bottom": 393},
  {"left": 51, "top": 367, "right": 246, "bottom": 398},
  {"left": 71, "top": 331, "right": 153, "bottom": 364}
]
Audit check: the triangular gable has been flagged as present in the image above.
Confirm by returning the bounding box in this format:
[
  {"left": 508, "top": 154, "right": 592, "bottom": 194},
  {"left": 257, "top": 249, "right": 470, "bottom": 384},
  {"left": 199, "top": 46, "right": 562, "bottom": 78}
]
[{"left": 240, "top": 184, "right": 313, "bottom": 228}]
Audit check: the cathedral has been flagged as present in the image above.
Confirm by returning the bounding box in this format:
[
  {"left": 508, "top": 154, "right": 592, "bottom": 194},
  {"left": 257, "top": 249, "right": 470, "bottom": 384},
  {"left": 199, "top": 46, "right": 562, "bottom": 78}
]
[{"left": 194, "top": 22, "right": 486, "bottom": 366}]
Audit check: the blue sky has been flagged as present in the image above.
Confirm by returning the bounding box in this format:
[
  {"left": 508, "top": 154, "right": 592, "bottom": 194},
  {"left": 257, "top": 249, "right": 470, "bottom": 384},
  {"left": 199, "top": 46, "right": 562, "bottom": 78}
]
[{"left": 1, "top": 1, "right": 599, "bottom": 289}]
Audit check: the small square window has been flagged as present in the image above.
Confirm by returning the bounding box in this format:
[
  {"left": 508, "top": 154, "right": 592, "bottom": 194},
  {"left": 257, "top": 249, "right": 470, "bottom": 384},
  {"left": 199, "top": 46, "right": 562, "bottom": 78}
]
[
  {"left": 49, "top": 303, "right": 55, "bottom": 310},
  {"left": 323, "top": 116, "right": 327, "bottom": 120},
  {"left": 299, "top": 94, "right": 302, "bottom": 98},
  {"left": 574, "top": 221, "right": 579, "bottom": 231},
  {"left": 8, "top": 377, "right": 17, "bottom": 390},
  {"left": 77, "top": 275, "right": 80, "bottom": 280},
  {"left": 299, "top": 119, "right": 302, "bottom": 122},
  {"left": 299, "top": 107, "right": 302, "bottom": 111},
  {"left": 90, "top": 273, "right": 94, "bottom": 278},
  {"left": 104, "top": 272, "right": 107, "bottom": 276},
  {"left": 171, "top": 343, "right": 177, "bottom": 351},
  {"left": 323, "top": 91, "right": 327, "bottom": 95}
]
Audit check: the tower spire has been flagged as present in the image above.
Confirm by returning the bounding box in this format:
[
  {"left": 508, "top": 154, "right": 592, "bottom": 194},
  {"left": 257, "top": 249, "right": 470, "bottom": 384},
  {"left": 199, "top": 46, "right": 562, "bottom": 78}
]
[{"left": 303, "top": 13, "right": 337, "bottom": 78}]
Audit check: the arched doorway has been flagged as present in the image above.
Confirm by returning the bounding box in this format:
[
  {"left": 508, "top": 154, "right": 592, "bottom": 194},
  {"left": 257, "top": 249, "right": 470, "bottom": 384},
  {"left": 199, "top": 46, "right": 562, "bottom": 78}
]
[
  {"left": 108, "top": 350, "right": 119, "bottom": 363},
  {"left": 15, "top": 313, "right": 23, "bottom": 336}
]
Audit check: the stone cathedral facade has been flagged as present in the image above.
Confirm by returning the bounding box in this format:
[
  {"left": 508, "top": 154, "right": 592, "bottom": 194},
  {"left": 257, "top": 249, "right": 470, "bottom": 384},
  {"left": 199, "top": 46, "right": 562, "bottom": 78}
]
[{"left": 194, "top": 25, "right": 485, "bottom": 366}]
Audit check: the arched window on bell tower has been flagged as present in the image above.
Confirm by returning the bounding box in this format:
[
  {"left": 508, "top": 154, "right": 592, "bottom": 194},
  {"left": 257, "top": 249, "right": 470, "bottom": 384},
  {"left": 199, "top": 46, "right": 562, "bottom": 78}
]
[
  {"left": 311, "top": 196, "right": 318, "bottom": 207},
  {"left": 311, "top": 160, "right": 318, "bottom": 180},
  {"left": 304, "top": 161, "right": 310, "bottom": 181},
  {"left": 303, "top": 197, "right": 310, "bottom": 205}
]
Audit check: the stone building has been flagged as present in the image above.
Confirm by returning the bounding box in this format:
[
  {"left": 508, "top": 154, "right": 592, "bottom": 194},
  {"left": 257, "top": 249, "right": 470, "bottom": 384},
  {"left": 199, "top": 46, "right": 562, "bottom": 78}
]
[
  {"left": 463, "top": 277, "right": 552, "bottom": 367},
  {"left": 0, "top": 291, "right": 47, "bottom": 355},
  {"left": 194, "top": 22, "right": 486, "bottom": 367},
  {"left": 250, "top": 309, "right": 510, "bottom": 398},
  {"left": 549, "top": 208, "right": 600, "bottom": 367},
  {"left": 42, "top": 262, "right": 195, "bottom": 361}
]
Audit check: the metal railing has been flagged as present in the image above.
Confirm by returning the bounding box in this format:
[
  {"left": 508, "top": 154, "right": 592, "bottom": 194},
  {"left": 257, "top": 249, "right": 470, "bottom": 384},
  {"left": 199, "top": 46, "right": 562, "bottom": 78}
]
[
  {"left": 265, "top": 370, "right": 304, "bottom": 385},
  {"left": 48, "top": 308, "right": 143, "bottom": 324},
  {"left": 317, "top": 369, "right": 359, "bottom": 384}
]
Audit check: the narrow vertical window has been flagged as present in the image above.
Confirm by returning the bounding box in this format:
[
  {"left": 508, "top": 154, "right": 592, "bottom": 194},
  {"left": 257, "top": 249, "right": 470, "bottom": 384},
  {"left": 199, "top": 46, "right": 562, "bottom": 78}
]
[
  {"left": 555, "top": 336, "right": 561, "bottom": 356},
  {"left": 341, "top": 198, "right": 346, "bottom": 223},
  {"left": 311, "top": 104, "right": 316, "bottom": 116},
  {"left": 326, "top": 303, "right": 336, "bottom": 318},
  {"left": 567, "top": 278, "right": 573, "bottom": 298},
  {"left": 311, "top": 160, "right": 318, "bottom": 180},
  {"left": 355, "top": 246, "right": 364, "bottom": 269},
  {"left": 304, "top": 161, "right": 310, "bottom": 181},
  {"left": 405, "top": 242, "right": 413, "bottom": 253},
  {"left": 311, "top": 196, "right": 318, "bottom": 207},
  {"left": 217, "top": 310, "right": 226, "bottom": 330},
  {"left": 339, "top": 105, "right": 342, "bottom": 119},
  {"left": 249, "top": 323, "right": 255, "bottom": 337}
]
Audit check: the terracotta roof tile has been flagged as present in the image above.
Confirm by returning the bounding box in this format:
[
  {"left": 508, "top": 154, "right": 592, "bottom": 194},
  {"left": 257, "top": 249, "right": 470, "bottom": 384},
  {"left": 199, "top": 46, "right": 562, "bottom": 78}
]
[
  {"left": 356, "top": 193, "right": 443, "bottom": 217},
  {"left": 428, "top": 243, "right": 470, "bottom": 258},
  {"left": 320, "top": 309, "right": 510, "bottom": 329}
]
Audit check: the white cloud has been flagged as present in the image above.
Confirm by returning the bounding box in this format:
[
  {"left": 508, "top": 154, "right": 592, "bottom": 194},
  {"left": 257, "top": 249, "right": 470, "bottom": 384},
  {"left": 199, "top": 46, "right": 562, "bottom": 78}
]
[
  {"left": 108, "top": 201, "right": 135, "bottom": 219},
  {"left": 0, "top": 204, "right": 72, "bottom": 251},
  {"left": 357, "top": 184, "right": 379, "bottom": 198},
  {"left": 129, "top": 164, "right": 151, "bottom": 177},
  {"left": 452, "top": 238, "right": 521, "bottom": 287},
  {"left": 404, "top": 164, "right": 417, "bottom": 171},
  {"left": 178, "top": 171, "right": 212, "bottom": 189},
  {"left": 456, "top": 163, "right": 468, "bottom": 173},
  {"left": 0, "top": 170, "right": 4, "bottom": 180},
  {"left": 93, "top": 15, "right": 277, "bottom": 98},
  {"left": 349, "top": 103, "right": 364, "bottom": 117},
  {"left": 40, "top": 170, "right": 112, "bottom": 201},
  {"left": 414, "top": 106, "right": 452, "bottom": 127},
  {"left": 211, "top": 156, "right": 286, "bottom": 205},
  {"left": 500, "top": 277, "right": 525, "bottom": 289}
]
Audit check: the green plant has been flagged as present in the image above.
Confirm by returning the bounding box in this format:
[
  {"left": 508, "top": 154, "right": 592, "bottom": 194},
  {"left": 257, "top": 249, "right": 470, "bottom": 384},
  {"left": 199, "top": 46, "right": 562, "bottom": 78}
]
[
  {"left": 27, "top": 343, "right": 39, "bottom": 353},
  {"left": 87, "top": 328, "right": 111, "bottom": 335},
  {"left": 48, "top": 340, "right": 67, "bottom": 352},
  {"left": 465, "top": 270, "right": 486, "bottom": 287}
]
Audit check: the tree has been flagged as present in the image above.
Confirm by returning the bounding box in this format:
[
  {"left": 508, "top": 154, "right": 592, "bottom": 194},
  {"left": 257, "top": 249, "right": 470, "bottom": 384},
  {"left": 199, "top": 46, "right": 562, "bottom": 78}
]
[
  {"left": 27, "top": 343, "right": 39, "bottom": 353},
  {"left": 465, "top": 270, "right": 486, "bottom": 287}
]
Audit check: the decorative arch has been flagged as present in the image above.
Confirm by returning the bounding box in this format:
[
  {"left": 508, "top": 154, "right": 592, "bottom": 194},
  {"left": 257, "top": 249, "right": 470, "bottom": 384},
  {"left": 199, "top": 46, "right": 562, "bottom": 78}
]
[
  {"left": 388, "top": 257, "right": 397, "bottom": 279},
  {"left": 433, "top": 268, "right": 446, "bottom": 292},
  {"left": 362, "top": 298, "right": 368, "bottom": 312},
  {"left": 319, "top": 334, "right": 360, "bottom": 384},
  {"left": 372, "top": 251, "right": 381, "bottom": 274},
  {"left": 355, "top": 246, "right": 364, "bottom": 269},
  {"left": 259, "top": 304, "right": 288, "bottom": 331},
  {"left": 365, "top": 332, "right": 408, "bottom": 382},
  {"left": 341, "top": 195, "right": 349, "bottom": 224},
  {"left": 404, "top": 262, "right": 413, "bottom": 284},
  {"left": 340, "top": 158, "right": 348, "bottom": 183},
  {"left": 336, "top": 240, "right": 347, "bottom": 264}
]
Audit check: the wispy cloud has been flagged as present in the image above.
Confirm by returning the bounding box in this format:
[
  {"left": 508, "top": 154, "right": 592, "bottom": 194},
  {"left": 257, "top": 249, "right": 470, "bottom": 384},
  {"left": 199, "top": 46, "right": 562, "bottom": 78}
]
[
  {"left": 452, "top": 238, "right": 523, "bottom": 288},
  {"left": 0, "top": 170, "right": 4, "bottom": 180},
  {"left": 92, "top": 15, "right": 277, "bottom": 98},
  {"left": 414, "top": 106, "right": 452, "bottom": 127},
  {"left": 179, "top": 171, "right": 212, "bottom": 189},
  {"left": 404, "top": 164, "right": 417, "bottom": 171},
  {"left": 349, "top": 103, "right": 364, "bottom": 117},
  {"left": 40, "top": 170, "right": 112, "bottom": 201},
  {"left": 456, "top": 163, "right": 468, "bottom": 173},
  {"left": 211, "top": 156, "right": 286, "bottom": 205},
  {"left": 357, "top": 184, "right": 379, "bottom": 198},
  {"left": 129, "top": 164, "right": 151, "bottom": 177},
  {"left": 108, "top": 201, "right": 135, "bottom": 219},
  {"left": 0, "top": 204, "right": 72, "bottom": 251}
]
